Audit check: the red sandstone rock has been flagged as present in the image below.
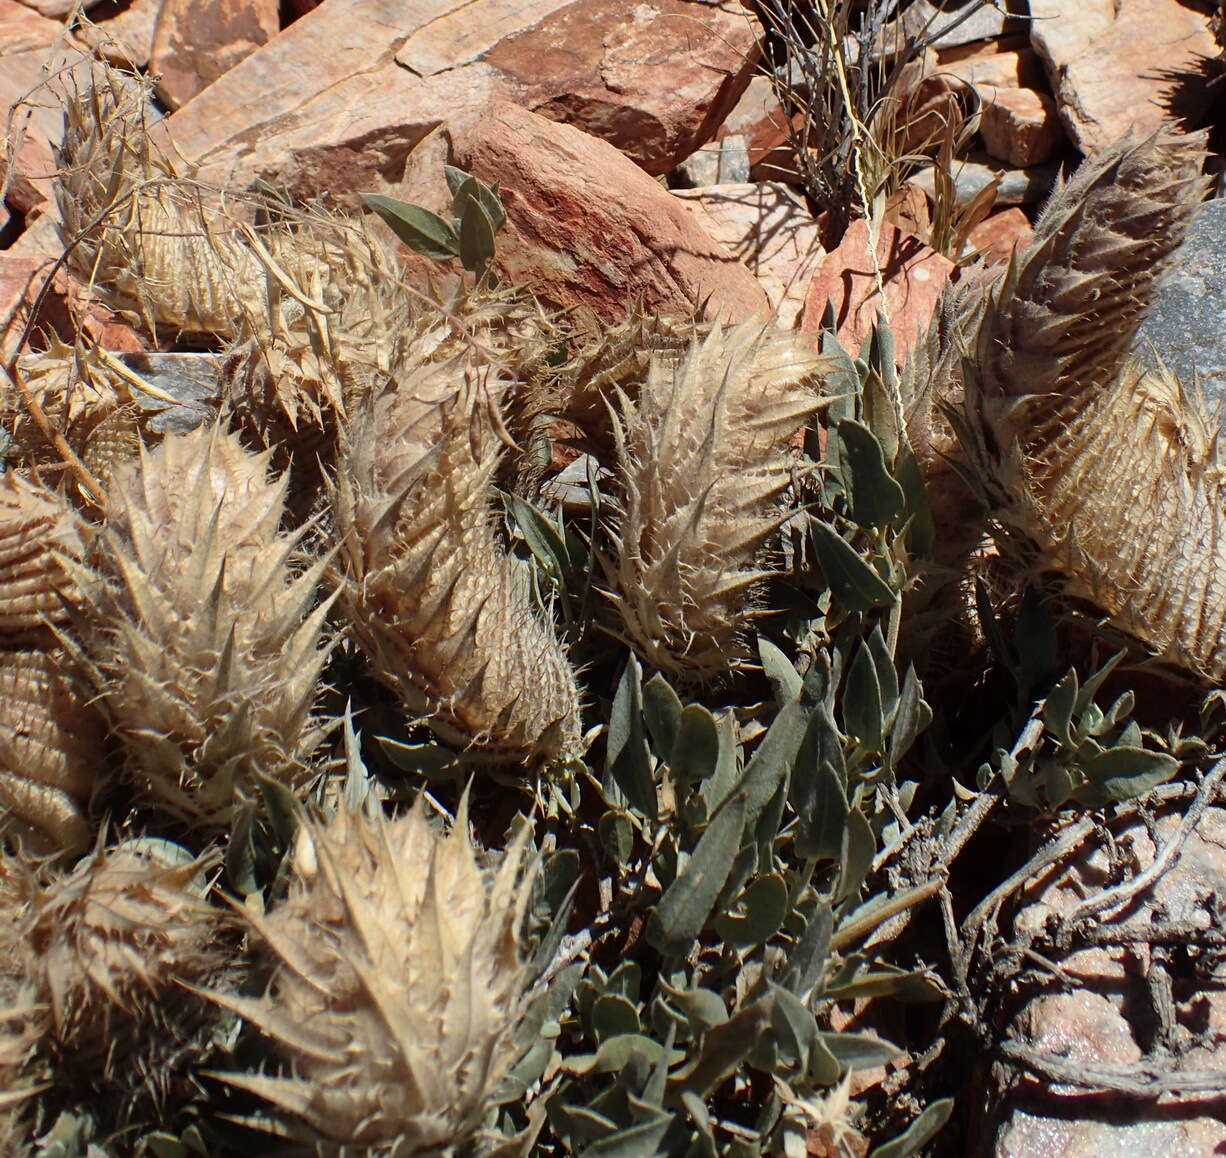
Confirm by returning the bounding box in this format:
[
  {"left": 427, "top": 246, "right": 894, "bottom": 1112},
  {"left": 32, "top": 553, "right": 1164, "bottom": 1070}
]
[
  {"left": 443, "top": 101, "right": 769, "bottom": 324},
  {"left": 1029, "top": 0, "right": 1217, "bottom": 153},
  {"left": 483, "top": 0, "right": 758, "bottom": 176},
  {"left": 150, "top": 0, "right": 279, "bottom": 109},
  {"left": 75, "top": 0, "right": 163, "bottom": 69},
  {"left": 800, "top": 219, "right": 953, "bottom": 361},
  {"left": 672, "top": 182, "right": 824, "bottom": 325},
  {"left": 162, "top": 0, "right": 757, "bottom": 203},
  {"left": 0, "top": 250, "right": 56, "bottom": 358},
  {"left": 979, "top": 87, "right": 1063, "bottom": 167},
  {"left": 965, "top": 207, "right": 1032, "bottom": 264}
]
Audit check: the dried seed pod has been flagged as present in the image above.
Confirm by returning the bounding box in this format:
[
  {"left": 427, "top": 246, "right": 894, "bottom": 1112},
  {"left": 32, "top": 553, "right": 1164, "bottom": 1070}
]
[
  {"left": 605, "top": 321, "right": 827, "bottom": 682},
  {"left": 0, "top": 472, "right": 86, "bottom": 646},
  {"left": 904, "top": 131, "right": 1209, "bottom": 549},
  {"left": 55, "top": 65, "right": 267, "bottom": 336},
  {"left": 0, "top": 650, "right": 103, "bottom": 857},
  {"left": 332, "top": 358, "right": 582, "bottom": 765},
  {"left": 213, "top": 799, "right": 535, "bottom": 1155},
  {"left": 6, "top": 839, "right": 229, "bottom": 1126},
  {"left": 78, "top": 425, "right": 335, "bottom": 830},
  {"left": 940, "top": 131, "right": 1225, "bottom": 680},
  {"left": 13, "top": 841, "right": 222, "bottom": 1045},
  {"left": 993, "top": 362, "right": 1226, "bottom": 681}
]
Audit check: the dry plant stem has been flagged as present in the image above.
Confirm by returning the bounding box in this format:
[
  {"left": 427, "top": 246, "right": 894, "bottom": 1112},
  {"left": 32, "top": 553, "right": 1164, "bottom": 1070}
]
[
  {"left": 830, "top": 877, "right": 945, "bottom": 953},
  {"left": 1067, "top": 755, "right": 1226, "bottom": 923},
  {"left": 997, "top": 1038, "right": 1226, "bottom": 1099}
]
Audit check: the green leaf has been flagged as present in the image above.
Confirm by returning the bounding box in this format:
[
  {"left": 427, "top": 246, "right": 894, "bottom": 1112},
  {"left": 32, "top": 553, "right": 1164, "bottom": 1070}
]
[
  {"left": 598, "top": 810, "right": 636, "bottom": 864},
  {"left": 579, "top": 1116, "right": 673, "bottom": 1158},
  {"left": 643, "top": 674, "right": 684, "bottom": 759},
  {"left": 503, "top": 490, "right": 570, "bottom": 586},
  {"left": 825, "top": 966, "right": 945, "bottom": 1002},
  {"left": 781, "top": 900, "right": 832, "bottom": 997},
  {"left": 700, "top": 712, "right": 740, "bottom": 809},
  {"left": 671, "top": 704, "right": 721, "bottom": 788},
  {"left": 843, "top": 641, "right": 885, "bottom": 751},
  {"left": 1015, "top": 586, "right": 1058, "bottom": 689},
  {"left": 668, "top": 996, "right": 773, "bottom": 1098},
  {"left": 450, "top": 170, "right": 507, "bottom": 232},
  {"left": 144, "top": 1136, "right": 189, "bottom": 1158},
  {"left": 766, "top": 984, "right": 818, "bottom": 1072},
  {"left": 362, "top": 193, "right": 459, "bottom": 259},
  {"left": 835, "top": 806, "right": 875, "bottom": 903},
  {"left": 1042, "top": 669, "right": 1078, "bottom": 747},
  {"left": 606, "top": 657, "right": 657, "bottom": 819},
  {"left": 737, "top": 696, "right": 812, "bottom": 825},
  {"left": 713, "top": 873, "right": 789, "bottom": 948},
  {"left": 821, "top": 1031, "right": 900, "bottom": 1072},
  {"left": 647, "top": 792, "right": 747, "bottom": 957},
  {"left": 660, "top": 985, "right": 728, "bottom": 1035},
  {"left": 838, "top": 419, "right": 905, "bottom": 528},
  {"left": 1078, "top": 746, "right": 1179, "bottom": 802},
  {"left": 895, "top": 448, "right": 935, "bottom": 556},
  {"left": 809, "top": 518, "right": 896, "bottom": 612},
  {"left": 759, "top": 636, "right": 803, "bottom": 704},
  {"left": 458, "top": 193, "right": 497, "bottom": 274},
  {"left": 888, "top": 665, "right": 931, "bottom": 770},
  {"left": 575, "top": 1034, "right": 671, "bottom": 1075},
  {"left": 866, "top": 625, "right": 899, "bottom": 721},
  {"left": 592, "top": 994, "right": 641, "bottom": 1041},
  {"left": 792, "top": 694, "right": 848, "bottom": 861},
  {"left": 224, "top": 802, "right": 259, "bottom": 896},
  {"left": 253, "top": 771, "right": 301, "bottom": 852},
  {"left": 377, "top": 736, "right": 459, "bottom": 776},
  {"left": 869, "top": 1098, "right": 954, "bottom": 1158}
]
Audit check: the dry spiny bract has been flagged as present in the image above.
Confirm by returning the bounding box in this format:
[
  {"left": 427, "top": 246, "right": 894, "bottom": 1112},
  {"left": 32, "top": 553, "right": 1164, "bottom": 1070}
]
[
  {"left": 604, "top": 321, "right": 827, "bottom": 683},
  {"left": 333, "top": 359, "right": 582, "bottom": 766},
  {"left": 78, "top": 426, "right": 335, "bottom": 830},
  {"left": 935, "top": 131, "right": 1226, "bottom": 680},
  {"left": 0, "top": 471, "right": 86, "bottom": 645},
  {"left": 214, "top": 799, "right": 535, "bottom": 1155},
  {"left": 0, "top": 650, "right": 103, "bottom": 857},
  {"left": 55, "top": 66, "right": 267, "bottom": 336},
  {"left": 7, "top": 841, "right": 227, "bottom": 1117}
]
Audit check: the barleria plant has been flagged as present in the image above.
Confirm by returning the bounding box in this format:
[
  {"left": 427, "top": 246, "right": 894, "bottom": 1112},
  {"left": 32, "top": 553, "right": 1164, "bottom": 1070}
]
[{"left": 1, "top": 57, "right": 1224, "bottom": 1158}]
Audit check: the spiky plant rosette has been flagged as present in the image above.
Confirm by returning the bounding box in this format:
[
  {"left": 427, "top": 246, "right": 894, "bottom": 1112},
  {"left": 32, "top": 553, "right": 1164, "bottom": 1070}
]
[
  {"left": 54, "top": 65, "right": 274, "bottom": 338},
  {"left": 213, "top": 796, "right": 536, "bottom": 1155},
  {"left": 73, "top": 425, "right": 335, "bottom": 830},
  {"left": 936, "top": 130, "right": 1222, "bottom": 679},
  {"left": 332, "top": 354, "right": 582, "bottom": 766},
  {"left": 2, "top": 838, "right": 229, "bottom": 1128},
  {"left": 602, "top": 320, "right": 828, "bottom": 682},
  {"left": 0, "top": 648, "right": 104, "bottom": 857}
]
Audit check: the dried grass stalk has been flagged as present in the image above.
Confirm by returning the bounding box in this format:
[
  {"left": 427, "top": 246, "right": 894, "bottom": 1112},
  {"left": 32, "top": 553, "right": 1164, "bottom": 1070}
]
[
  {"left": 76, "top": 425, "right": 335, "bottom": 829},
  {"left": 0, "top": 649, "right": 102, "bottom": 857},
  {"left": 213, "top": 799, "right": 534, "bottom": 1155},
  {"left": 604, "top": 321, "right": 827, "bottom": 682},
  {"left": 333, "top": 358, "right": 582, "bottom": 765}
]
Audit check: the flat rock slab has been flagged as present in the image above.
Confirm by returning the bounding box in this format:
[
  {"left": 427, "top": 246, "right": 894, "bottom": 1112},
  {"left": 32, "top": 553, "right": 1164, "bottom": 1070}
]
[
  {"left": 151, "top": 0, "right": 281, "bottom": 110},
  {"left": 672, "top": 182, "right": 823, "bottom": 325},
  {"left": 800, "top": 219, "right": 954, "bottom": 362},
  {"left": 1029, "top": 0, "right": 1217, "bottom": 153},
  {"left": 444, "top": 101, "right": 769, "bottom": 324},
  {"left": 993, "top": 804, "right": 1226, "bottom": 1156},
  {"left": 1133, "top": 196, "right": 1226, "bottom": 410},
  {"left": 162, "top": 0, "right": 755, "bottom": 203}
]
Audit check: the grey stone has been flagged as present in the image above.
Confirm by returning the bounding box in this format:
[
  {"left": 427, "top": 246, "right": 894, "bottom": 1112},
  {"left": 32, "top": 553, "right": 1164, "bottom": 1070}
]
[
  {"left": 903, "top": 0, "right": 1026, "bottom": 50},
  {"left": 119, "top": 352, "right": 219, "bottom": 434},
  {"left": 1133, "top": 197, "right": 1226, "bottom": 411},
  {"left": 911, "top": 153, "right": 1059, "bottom": 207},
  {"left": 671, "top": 134, "right": 751, "bottom": 188}
]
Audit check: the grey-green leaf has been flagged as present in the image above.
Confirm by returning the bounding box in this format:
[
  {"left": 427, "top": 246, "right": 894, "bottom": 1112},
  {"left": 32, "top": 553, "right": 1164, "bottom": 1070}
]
[
  {"left": 363, "top": 193, "right": 459, "bottom": 259},
  {"left": 647, "top": 792, "right": 747, "bottom": 957},
  {"left": 843, "top": 642, "right": 884, "bottom": 751},
  {"left": 809, "top": 519, "right": 896, "bottom": 611},
  {"left": 838, "top": 418, "right": 906, "bottom": 528},
  {"left": 869, "top": 1098, "right": 954, "bottom": 1158},
  {"left": 606, "top": 657, "right": 657, "bottom": 819},
  {"left": 643, "top": 673, "right": 684, "bottom": 759}
]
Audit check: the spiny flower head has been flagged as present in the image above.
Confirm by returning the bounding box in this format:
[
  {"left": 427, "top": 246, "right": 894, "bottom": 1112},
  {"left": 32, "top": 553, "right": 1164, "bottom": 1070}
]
[{"left": 215, "top": 797, "right": 536, "bottom": 1155}]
